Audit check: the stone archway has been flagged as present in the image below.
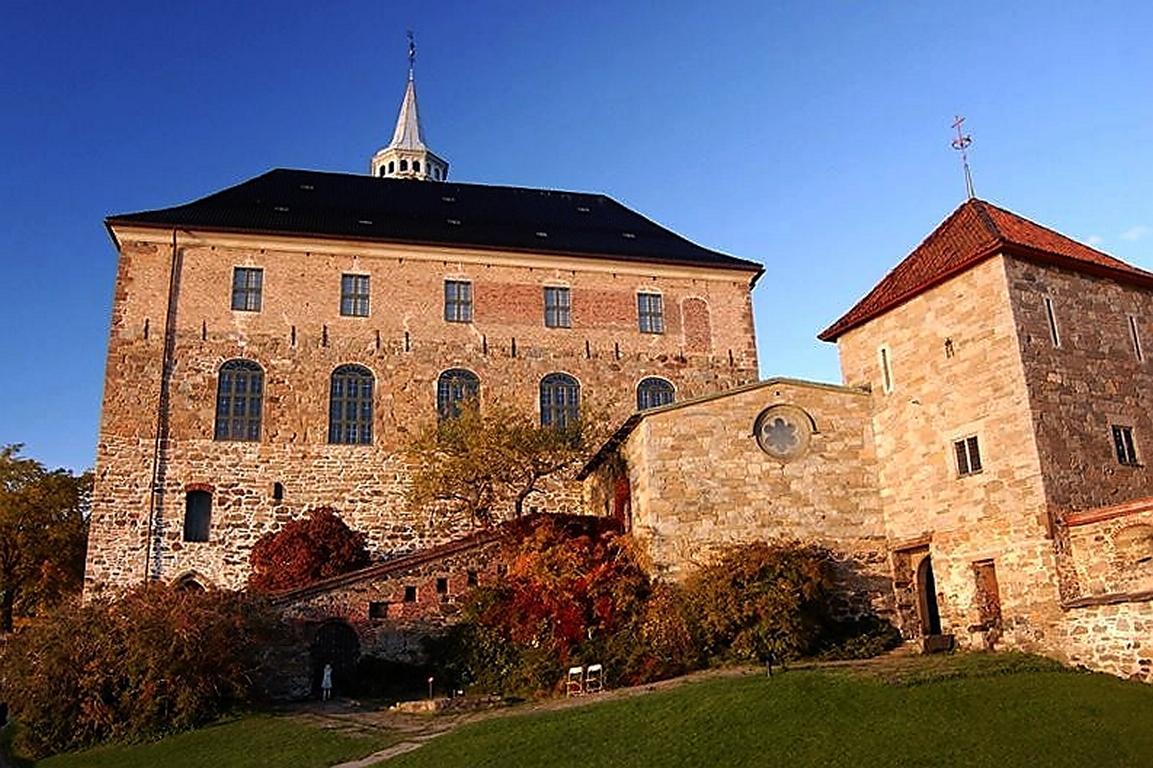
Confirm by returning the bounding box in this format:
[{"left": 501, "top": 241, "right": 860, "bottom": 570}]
[{"left": 310, "top": 620, "right": 360, "bottom": 699}]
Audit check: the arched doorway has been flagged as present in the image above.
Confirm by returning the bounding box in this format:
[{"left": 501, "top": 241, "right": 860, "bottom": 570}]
[
  {"left": 310, "top": 620, "right": 360, "bottom": 698},
  {"left": 916, "top": 556, "right": 942, "bottom": 636},
  {"left": 612, "top": 477, "right": 632, "bottom": 530}
]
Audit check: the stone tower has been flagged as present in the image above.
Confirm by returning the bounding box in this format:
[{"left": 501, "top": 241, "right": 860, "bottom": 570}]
[{"left": 369, "top": 37, "right": 449, "bottom": 181}]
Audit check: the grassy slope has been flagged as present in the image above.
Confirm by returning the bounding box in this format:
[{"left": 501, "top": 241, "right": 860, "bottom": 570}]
[
  {"left": 388, "top": 660, "right": 1153, "bottom": 768},
  {"left": 30, "top": 715, "right": 395, "bottom": 768}
]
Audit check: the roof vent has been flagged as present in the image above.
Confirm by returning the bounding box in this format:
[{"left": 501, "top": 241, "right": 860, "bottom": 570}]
[
  {"left": 299, "top": 184, "right": 315, "bottom": 191},
  {"left": 358, "top": 219, "right": 374, "bottom": 225},
  {"left": 535, "top": 231, "right": 549, "bottom": 238},
  {"left": 447, "top": 218, "right": 461, "bottom": 226},
  {"left": 622, "top": 232, "right": 636, "bottom": 239},
  {"left": 442, "top": 196, "right": 456, "bottom": 203},
  {"left": 577, "top": 206, "right": 591, "bottom": 213},
  {"left": 273, "top": 206, "right": 289, "bottom": 212}
]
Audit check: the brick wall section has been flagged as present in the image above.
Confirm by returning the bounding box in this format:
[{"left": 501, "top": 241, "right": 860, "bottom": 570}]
[
  {"left": 836, "top": 255, "right": 1064, "bottom": 652},
  {"left": 88, "top": 229, "right": 759, "bottom": 592},
  {"left": 585, "top": 378, "right": 891, "bottom": 618},
  {"left": 276, "top": 534, "right": 507, "bottom": 663}
]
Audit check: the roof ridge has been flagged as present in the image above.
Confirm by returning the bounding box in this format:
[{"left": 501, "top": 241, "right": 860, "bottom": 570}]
[{"left": 968, "top": 198, "right": 1004, "bottom": 241}]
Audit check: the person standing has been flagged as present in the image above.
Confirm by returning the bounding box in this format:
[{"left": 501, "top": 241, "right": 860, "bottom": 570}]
[{"left": 321, "top": 663, "right": 333, "bottom": 702}]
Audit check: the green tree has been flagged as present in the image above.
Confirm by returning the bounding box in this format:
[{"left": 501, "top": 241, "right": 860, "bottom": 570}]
[
  {"left": 0, "top": 444, "right": 91, "bottom": 632},
  {"left": 406, "top": 401, "right": 608, "bottom": 525}
]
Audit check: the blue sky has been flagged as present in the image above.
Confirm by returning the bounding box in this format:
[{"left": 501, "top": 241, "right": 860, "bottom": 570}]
[{"left": 2, "top": 1, "right": 1151, "bottom": 472}]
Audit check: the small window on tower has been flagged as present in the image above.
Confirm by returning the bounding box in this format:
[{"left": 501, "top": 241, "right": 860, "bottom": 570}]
[
  {"left": 414, "top": 160, "right": 421, "bottom": 173},
  {"left": 388, "top": 161, "right": 395, "bottom": 174},
  {"left": 400, "top": 159, "right": 409, "bottom": 172},
  {"left": 954, "top": 435, "right": 983, "bottom": 477},
  {"left": 1112, "top": 425, "right": 1139, "bottom": 466}
]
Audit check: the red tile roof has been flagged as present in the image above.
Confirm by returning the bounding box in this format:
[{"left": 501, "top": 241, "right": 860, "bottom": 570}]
[{"left": 819, "top": 198, "right": 1153, "bottom": 341}]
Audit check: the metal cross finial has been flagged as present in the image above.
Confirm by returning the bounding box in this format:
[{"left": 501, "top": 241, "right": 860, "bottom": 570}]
[
  {"left": 407, "top": 30, "right": 416, "bottom": 79},
  {"left": 951, "top": 115, "right": 975, "bottom": 200}
]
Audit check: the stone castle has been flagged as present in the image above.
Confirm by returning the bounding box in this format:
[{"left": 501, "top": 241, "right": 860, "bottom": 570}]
[{"left": 87, "top": 57, "right": 1152, "bottom": 682}]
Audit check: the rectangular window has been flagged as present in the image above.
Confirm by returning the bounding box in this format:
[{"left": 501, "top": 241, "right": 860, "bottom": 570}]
[
  {"left": 340, "top": 274, "right": 370, "bottom": 317},
  {"left": 368, "top": 601, "right": 390, "bottom": 619},
  {"left": 637, "top": 292, "right": 664, "bottom": 334},
  {"left": 231, "top": 267, "right": 263, "bottom": 312},
  {"left": 954, "top": 435, "right": 983, "bottom": 476},
  {"left": 467, "top": 570, "right": 479, "bottom": 587},
  {"left": 879, "top": 346, "right": 894, "bottom": 394},
  {"left": 544, "top": 286, "right": 572, "bottom": 328},
  {"left": 1112, "top": 425, "right": 1139, "bottom": 466},
  {"left": 1043, "top": 296, "right": 1060, "bottom": 347},
  {"left": 403, "top": 585, "right": 417, "bottom": 603},
  {"left": 1129, "top": 315, "right": 1144, "bottom": 362},
  {"left": 444, "top": 280, "right": 473, "bottom": 322}
]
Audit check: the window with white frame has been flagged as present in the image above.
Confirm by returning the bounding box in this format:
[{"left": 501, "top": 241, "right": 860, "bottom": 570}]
[
  {"left": 637, "top": 293, "right": 664, "bottom": 334},
  {"left": 444, "top": 280, "right": 473, "bottom": 323},
  {"left": 954, "top": 435, "right": 982, "bottom": 476},
  {"left": 544, "top": 286, "right": 572, "bottom": 328},
  {"left": 231, "top": 267, "right": 263, "bottom": 312},
  {"left": 340, "top": 274, "right": 370, "bottom": 317}
]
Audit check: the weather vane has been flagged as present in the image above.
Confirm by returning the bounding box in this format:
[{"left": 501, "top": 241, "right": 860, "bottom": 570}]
[
  {"left": 951, "top": 115, "right": 975, "bottom": 200},
  {"left": 407, "top": 30, "right": 416, "bottom": 79}
]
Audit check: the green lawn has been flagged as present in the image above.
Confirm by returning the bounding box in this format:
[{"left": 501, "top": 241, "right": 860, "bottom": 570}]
[
  {"left": 14, "top": 655, "right": 1153, "bottom": 768},
  {"left": 25, "top": 714, "right": 395, "bottom": 768},
  {"left": 385, "top": 655, "right": 1153, "bottom": 768}
]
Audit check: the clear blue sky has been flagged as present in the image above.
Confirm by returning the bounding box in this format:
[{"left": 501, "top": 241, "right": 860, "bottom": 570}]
[{"left": 2, "top": 1, "right": 1151, "bottom": 472}]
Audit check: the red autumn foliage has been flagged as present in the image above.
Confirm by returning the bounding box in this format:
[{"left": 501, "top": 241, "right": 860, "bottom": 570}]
[{"left": 247, "top": 507, "right": 370, "bottom": 593}]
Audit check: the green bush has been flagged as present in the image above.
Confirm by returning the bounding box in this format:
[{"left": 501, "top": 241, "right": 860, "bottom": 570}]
[
  {"left": 683, "top": 541, "right": 838, "bottom": 663},
  {"left": 0, "top": 584, "right": 279, "bottom": 758}
]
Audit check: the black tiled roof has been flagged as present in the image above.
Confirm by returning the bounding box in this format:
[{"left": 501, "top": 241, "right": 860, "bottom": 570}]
[{"left": 108, "top": 169, "right": 762, "bottom": 274}]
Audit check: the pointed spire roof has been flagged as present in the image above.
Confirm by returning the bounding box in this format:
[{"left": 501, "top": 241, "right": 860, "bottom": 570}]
[
  {"left": 387, "top": 75, "right": 428, "bottom": 151},
  {"left": 819, "top": 198, "right": 1153, "bottom": 341}
]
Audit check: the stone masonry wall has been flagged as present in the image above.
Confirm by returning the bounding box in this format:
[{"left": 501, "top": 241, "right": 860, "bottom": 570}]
[
  {"left": 88, "top": 229, "right": 759, "bottom": 591},
  {"left": 836, "top": 255, "right": 1064, "bottom": 652},
  {"left": 1005, "top": 257, "right": 1153, "bottom": 513},
  {"left": 587, "top": 379, "right": 891, "bottom": 618}
]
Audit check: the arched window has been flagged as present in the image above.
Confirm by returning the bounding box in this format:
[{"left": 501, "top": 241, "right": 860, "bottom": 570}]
[
  {"left": 400, "top": 159, "right": 409, "bottom": 172},
  {"left": 183, "top": 490, "right": 212, "bottom": 542},
  {"left": 437, "top": 369, "right": 480, "bottom": 419},
  {"left": 540, "top": 373, "right": 580, "bottom": 428},
  {"left": 214, "top": 359, "right": 263, "bottom": 441},
  {"left": 388, "top": 161, "right": 395, "bottom": 174},
  {"left": 378, "top": 166, "right": 386, "bottom": 177},
  {"left": 413, "top": 160, "right": 421, "bottom": 173},
  {"left": 637, "top": 377, "right": 675, "bottom": 410},
  {"left": 329, "top": 365, "right": 374, "bottom": 444}
]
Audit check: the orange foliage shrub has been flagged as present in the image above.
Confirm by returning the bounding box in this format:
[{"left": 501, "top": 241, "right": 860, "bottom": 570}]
[
  {"left": 247, "top": 507, "right": 369, "bottom": 593},
  {"left": 0, "top": 584, "right": 278, "bottom": 758}
]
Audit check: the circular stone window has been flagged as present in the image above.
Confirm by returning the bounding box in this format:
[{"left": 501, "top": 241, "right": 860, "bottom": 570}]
[{"left": 753, "top": 404, "right": 813, "bottom": 461}]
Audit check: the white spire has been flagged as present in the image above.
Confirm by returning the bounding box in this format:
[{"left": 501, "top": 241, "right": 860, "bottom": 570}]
[{"left": 370, "top": 32, "right": 448, "bottom": 181}]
